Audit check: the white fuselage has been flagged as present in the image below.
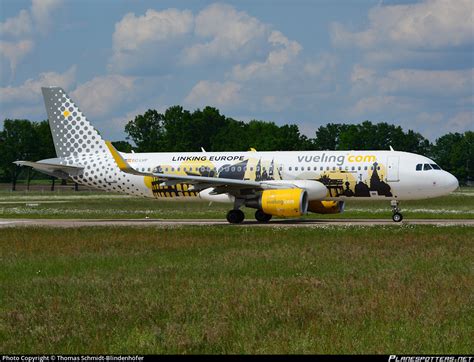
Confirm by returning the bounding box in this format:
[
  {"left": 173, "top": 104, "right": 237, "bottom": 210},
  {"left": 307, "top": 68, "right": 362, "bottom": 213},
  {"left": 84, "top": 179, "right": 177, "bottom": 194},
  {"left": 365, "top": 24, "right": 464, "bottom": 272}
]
[{"left": 75, "top": 149, "right": 457, "bottom": 202}]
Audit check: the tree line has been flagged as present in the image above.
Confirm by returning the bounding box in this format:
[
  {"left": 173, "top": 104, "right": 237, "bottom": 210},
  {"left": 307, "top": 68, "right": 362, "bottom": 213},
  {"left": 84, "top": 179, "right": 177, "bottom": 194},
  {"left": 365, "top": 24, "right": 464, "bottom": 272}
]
[{"left": 1, "top": 105, "right": 472, "bottom": 187}]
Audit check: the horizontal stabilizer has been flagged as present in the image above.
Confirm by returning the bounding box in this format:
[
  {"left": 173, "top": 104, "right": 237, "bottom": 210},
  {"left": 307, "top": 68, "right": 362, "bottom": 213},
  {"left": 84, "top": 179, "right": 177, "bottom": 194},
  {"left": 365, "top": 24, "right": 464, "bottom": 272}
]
[{"left": 14, "top": 160, "right": 84, "bottom": 178}]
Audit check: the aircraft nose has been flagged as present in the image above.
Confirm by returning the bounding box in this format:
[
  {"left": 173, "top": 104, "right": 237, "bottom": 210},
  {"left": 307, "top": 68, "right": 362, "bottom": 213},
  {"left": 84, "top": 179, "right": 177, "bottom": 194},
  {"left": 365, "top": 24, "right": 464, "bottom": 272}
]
[{"left": 443, "top": 171, "right": 459, "bottom": 193}]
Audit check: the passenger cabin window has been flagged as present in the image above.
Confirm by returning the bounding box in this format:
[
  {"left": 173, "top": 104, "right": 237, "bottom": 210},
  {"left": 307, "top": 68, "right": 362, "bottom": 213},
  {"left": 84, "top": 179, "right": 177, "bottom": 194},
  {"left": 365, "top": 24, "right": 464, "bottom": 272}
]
[
  {"left": 416, "top": 164, "right": 422, "bottom": 171},
  {"left": 423, "top": 164, "right": 432, "bottom": 170}
]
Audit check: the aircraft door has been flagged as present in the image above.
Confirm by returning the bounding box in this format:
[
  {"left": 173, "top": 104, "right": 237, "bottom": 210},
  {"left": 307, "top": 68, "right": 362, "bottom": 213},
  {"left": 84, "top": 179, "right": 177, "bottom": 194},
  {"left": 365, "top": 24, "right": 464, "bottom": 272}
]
[{"left": 386, "top": 156, "right": 399, "bottom": 182}]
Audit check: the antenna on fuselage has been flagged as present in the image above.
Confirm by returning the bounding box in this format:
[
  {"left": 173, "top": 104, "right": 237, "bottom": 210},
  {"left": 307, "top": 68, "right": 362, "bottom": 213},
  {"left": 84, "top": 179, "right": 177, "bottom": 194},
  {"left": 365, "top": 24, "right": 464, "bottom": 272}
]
[
  {"left": 201, "top": 147, "right": 206, "bottom": 152},
  {"left": 389, "top": 146, "right": 395, "bottom": 151}
]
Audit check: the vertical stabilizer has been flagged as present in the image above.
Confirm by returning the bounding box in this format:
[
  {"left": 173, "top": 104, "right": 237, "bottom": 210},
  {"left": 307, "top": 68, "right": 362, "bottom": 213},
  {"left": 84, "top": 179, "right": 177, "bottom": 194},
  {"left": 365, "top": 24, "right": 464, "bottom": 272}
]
[{"left": 41, "top": 87, "right": 107, "bottom": 158}]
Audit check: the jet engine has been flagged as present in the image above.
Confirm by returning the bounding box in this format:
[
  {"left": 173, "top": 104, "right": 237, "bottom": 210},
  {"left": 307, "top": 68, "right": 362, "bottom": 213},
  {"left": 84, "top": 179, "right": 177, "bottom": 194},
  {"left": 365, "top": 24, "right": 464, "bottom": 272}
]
[
  {"left": 307, "top": 200, "right": 345, "bottom": 214},
  {"left": 246, "top": 189, "right": 308, "bottom": 217}
]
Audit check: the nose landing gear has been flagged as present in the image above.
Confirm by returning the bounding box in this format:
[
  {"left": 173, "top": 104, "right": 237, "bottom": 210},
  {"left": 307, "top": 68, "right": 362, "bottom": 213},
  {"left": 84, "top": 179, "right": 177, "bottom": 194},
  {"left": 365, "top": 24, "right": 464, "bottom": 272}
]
[{"left": 391, "top": 200, "right": 403, "bottom": 222}]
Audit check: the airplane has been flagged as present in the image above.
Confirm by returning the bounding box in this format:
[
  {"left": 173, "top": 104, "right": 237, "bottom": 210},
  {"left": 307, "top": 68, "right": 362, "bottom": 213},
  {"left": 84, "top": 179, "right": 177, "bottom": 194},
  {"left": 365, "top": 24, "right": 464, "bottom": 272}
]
[{"left": 15, "top": 87, "right": 459, "bottom": 224}]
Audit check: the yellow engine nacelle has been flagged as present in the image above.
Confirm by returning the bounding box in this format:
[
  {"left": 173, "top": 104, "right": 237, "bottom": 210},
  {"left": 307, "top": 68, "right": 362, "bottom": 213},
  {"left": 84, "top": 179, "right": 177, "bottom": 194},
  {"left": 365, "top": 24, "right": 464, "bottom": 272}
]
[
  {"left": 307, "top": 200, "right": 345, "bottom": 214},
  {"left": 260, "top": 189, "right": 308, "bottom": 217}
]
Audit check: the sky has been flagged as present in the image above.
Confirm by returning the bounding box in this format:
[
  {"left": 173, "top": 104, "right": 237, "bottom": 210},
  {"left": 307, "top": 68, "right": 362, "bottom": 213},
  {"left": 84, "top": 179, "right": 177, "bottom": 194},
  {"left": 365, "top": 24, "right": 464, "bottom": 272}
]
[{"left": 0, "top": 0, "right": 473, "bottom": 142}]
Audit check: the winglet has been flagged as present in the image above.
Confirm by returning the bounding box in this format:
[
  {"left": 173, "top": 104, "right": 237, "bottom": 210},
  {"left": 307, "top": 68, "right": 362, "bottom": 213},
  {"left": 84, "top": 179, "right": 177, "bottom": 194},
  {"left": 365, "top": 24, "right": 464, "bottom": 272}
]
[{"left": 105, "top": 141, "right": 140, "bottom": 175}]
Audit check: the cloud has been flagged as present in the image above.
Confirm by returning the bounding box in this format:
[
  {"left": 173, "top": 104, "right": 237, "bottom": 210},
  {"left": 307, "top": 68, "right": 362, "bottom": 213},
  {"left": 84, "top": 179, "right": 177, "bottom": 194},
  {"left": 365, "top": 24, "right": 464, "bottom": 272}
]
[
  {"left": 351, "top": 95, "right": 407, "bottom": 115},
  {"left": 0, "top": 40, "right": 34, "bottom": 76},
  {"left": 446, "top": 111, "right": 473, "bottom": 132},
  {"left": 30, "top": 0, "right": 63, "bottom": 35},
  {"left": 304, "top": 53, "right": 338, "bottom": 77},
  {"left": 331, "top": 0, "right": 473, "bottom": 50},
  {"left": 0, "top": 10, "right": 32, "bottom": 38},
  {"left": 0, "top": 65, "right": 76, "bottom": 103},
  {"left": 231, "top": 30, "right": 302, "bottom": 81},
  {"left": 71, "top": 75, "right": 137, "bottom": 118},
  {"left": 112, "top": 8, "right": 193, "bottom": 52},
  {"left": 377, "top": 68, "right": 473, "bottom": 96},
  {"left": 182, "top": 3, "right": 268, "bottom": 65},
  {"left": 108, "top": 8, "right": 193, "bottom": 73},
  {"left": 0, "top": 0, "right": 62, "bottom": 77},
  {"left": 108, "top": 3, "right": 311, "bottom": 115},
  {"left": 108, "top": 3, "right": 273, "bottom": 73},
  {"left": 350, "top": 64, "right": 376, "bottom": 84},
  {"left": 184, "top": 81, "right": 241, "bottom": 108},
  {"left": 351, "top": 66, "right": 473, "bottom": 97},
  {"left": 0, "top": 66, "right": 76, "bottom": 119}
]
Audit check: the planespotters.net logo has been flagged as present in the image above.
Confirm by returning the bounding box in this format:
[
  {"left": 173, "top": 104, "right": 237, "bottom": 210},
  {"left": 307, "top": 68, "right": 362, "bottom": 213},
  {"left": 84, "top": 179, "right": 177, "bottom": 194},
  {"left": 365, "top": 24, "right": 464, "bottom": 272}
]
[{"left": 389, "top": 356, "right": 473, "bottom": 362}]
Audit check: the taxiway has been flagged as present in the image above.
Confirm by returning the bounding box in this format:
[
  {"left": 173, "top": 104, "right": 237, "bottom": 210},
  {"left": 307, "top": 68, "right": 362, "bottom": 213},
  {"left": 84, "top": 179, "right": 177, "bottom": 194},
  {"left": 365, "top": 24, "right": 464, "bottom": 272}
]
[{"left": 0, "top": 218, "right": 472, "bottom": 228}]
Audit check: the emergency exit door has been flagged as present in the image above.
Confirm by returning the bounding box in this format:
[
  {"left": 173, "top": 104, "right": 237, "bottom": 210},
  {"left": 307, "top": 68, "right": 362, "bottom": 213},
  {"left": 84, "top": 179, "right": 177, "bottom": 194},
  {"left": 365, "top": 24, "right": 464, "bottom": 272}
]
[{"left": 386, "top": 156, "right": 399, "bottom": 182}]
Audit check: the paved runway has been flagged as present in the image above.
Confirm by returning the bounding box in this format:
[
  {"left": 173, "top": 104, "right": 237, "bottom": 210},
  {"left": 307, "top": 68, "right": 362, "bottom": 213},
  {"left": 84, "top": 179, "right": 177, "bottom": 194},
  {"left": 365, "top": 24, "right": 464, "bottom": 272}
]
[{"left": 0, "top": 218, "right": 472, "bottom": 228}]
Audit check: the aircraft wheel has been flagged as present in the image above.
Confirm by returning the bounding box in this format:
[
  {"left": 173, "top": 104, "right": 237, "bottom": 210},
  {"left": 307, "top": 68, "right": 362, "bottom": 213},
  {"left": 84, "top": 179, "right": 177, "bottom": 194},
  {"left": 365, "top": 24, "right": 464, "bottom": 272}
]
[
  {"left": 392, "top": 212, "right": 403, "bottom": 222},
  {"left": 226, "top": 209, "right": 245, "bottom": 224},
  {"left": 255, "top": 209, "right": 272, "bottom": 223}
]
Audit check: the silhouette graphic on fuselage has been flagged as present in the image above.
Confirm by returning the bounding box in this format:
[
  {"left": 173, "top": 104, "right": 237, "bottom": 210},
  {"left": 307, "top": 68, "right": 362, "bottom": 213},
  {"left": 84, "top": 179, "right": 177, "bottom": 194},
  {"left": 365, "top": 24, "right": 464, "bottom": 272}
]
[{"left": 317, "top": 162, "right": 392, "bottom": 198}]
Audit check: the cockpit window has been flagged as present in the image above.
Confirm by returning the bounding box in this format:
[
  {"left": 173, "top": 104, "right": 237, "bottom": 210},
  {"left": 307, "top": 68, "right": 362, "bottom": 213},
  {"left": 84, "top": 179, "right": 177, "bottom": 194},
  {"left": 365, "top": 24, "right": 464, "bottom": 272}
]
[
  {"left": 430, "top": 164, "right": 441, "bottom": 170},
  {"left": 423, "top": 164, "right": 432, "bottom": 170},
  {"left": 416, "top": 164, "right": 422, "bottom": 171}
]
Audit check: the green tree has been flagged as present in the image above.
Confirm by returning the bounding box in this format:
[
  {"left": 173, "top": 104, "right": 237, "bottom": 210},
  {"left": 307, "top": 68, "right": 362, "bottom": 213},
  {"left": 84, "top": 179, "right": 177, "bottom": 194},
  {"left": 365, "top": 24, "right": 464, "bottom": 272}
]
[
  {"left": 431, "top": 131, "right": 473, "bottom": 183},
  {"left": 112, "top": 140, "right": 133, "bottom": 153},
  {"left": 34, "top": 120, "right": 56, "bottom": 160},
  {"left": 161, "top": 106, "right": 197, "bottom": 151},
  {"left": 124, "top": 110, "right": 164, "bottom": 152},
  {"left": 313, "top": 123, "right": 350, "bottom": 150},
  {"left": 316, "top": 121, "right": 431, "bottom": 153},
  {"left": 0, "top": 119, "right": 38, "bottom": 190},
  {"left": 210, "top": 118, "right": 250, "bottom": 151}
]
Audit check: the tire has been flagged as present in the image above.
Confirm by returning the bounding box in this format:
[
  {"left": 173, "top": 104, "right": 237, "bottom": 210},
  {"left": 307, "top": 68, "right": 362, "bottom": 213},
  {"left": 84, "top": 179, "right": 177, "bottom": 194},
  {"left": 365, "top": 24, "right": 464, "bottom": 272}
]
[
  {"left": 392, "top": 212, "right": 403, "bottom": 222},
  {"left": 255, "top": 209, "right": 272, "bottom": 223},
  {"left": 226, "top": 209, "right": 245, "bottom": 224}
]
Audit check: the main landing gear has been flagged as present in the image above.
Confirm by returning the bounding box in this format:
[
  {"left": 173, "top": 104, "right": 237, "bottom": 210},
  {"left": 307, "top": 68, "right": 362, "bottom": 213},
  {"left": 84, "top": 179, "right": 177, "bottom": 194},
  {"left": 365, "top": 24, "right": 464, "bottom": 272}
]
[
  {"left": 227, "top": 199, "right": 246, "bottom": 224},
  {"left": 391, "top": 200, "right": 403, "bottom": 222},
  {"left": 226, "top": 209, "right": 245, "bottom": 224},
  {"left": 255, "top": 209, "right": 272, "bottom": 223}
]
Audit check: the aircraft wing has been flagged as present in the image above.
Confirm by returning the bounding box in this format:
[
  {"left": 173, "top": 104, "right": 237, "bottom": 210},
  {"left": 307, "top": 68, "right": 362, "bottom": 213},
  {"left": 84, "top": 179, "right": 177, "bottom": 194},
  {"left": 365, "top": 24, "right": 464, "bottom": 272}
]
[
  {"left": 105, "top": 141, "right": 293, "bottom": 192},
  {"left": 14, "top": 160, "right": 84, "bottom": 178}
]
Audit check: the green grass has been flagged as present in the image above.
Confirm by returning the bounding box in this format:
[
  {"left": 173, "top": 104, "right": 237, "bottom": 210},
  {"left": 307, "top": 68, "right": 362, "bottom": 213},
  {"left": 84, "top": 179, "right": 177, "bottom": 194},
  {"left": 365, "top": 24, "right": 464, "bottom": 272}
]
[
  {"left": 0, "top": 187, "right": 472, "bottom": 219},
  {"left": 1, "top": 225, "right": 473, "bottom": 354}
]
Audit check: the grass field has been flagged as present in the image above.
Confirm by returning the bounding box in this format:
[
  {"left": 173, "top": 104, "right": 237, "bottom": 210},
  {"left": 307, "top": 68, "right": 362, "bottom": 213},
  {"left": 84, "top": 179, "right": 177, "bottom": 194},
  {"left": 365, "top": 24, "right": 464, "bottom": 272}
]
[
  {"left": 1, "top": 225, "right": 473, "bottom": 354},
  {"left": 0, "top": 187, "right": 472, "bottom": 220}
]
